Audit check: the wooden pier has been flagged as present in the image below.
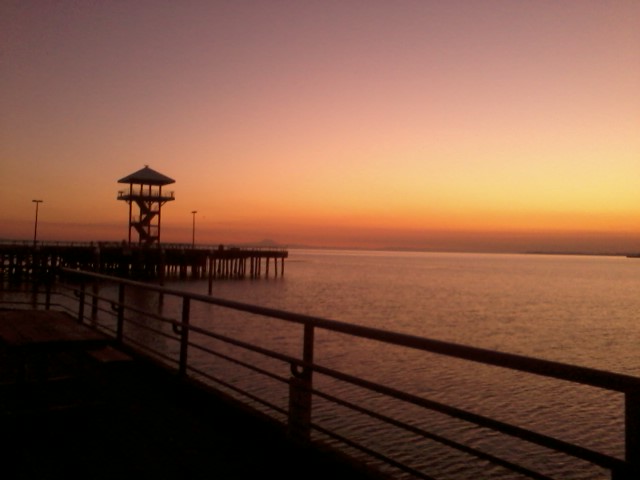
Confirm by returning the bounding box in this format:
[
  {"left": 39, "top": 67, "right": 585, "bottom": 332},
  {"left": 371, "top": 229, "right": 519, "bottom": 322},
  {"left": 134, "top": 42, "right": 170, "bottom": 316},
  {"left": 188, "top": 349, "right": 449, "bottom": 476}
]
[
  {"left": 0, "top": 242, "right": 288, "bottom": 282},
  {"left": 0, "top": 309, "right": 380, "bottom": 480}
]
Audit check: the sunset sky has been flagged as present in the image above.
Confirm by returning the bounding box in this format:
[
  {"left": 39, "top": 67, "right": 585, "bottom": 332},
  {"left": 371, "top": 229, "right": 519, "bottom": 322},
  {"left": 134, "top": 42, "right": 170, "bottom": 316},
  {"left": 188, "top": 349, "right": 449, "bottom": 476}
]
[{"left": 2, "top": 1, "right": 639, "bottom": 253}]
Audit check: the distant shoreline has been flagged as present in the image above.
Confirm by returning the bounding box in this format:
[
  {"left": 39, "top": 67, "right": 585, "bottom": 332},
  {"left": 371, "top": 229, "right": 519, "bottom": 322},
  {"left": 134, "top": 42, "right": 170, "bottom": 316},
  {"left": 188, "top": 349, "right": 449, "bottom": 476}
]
[
  {"left": 525, "top": 251, "right": 640, "bottom": 258},
  {"left": 289, "top": 244, "right": 640, "bottom": 258}
]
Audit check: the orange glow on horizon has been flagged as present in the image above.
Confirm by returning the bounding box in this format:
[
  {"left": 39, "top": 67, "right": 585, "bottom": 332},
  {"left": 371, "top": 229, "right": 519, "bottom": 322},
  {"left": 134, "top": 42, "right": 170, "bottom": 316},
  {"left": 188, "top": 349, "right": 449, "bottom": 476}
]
[{"left": 1, "top": 2, "right": 639, "bottom": 253}]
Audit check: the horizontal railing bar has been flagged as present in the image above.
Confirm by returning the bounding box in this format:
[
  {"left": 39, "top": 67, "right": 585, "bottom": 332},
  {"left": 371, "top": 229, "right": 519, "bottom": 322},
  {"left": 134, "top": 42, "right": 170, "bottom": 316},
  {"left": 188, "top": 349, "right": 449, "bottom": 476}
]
[
  {"left": 188, "top": 341, "right": 290, "bottom": 386},
  {"left": 0, "top": 300, "right": 47, "bottom": 307},
  {"left": 122, "top": 315, "right": 179, "bottom": 343},
  {"left": 93, "top": 322, "right": 117, "bottom": 337},
  {"left": 3, "top": 266, "right": 635, "bottom": 478},
  {"left": 187, "top": 323, "right": 301, "bottom": 368},
  {"left": 86, "top": 292, "right": 174, "bottom": 330},
  {"left": 307, "top": 360, "right": 624, "bottom": 470},
  {"left": 83, "top": 291, "right": 123, "bottom": 307},
  {"left": 124, "top": 337, "right": 179, "bottom": 367},
  {"left": 120, "top": 304, "right": 178, "bottom": 327},
  {"left": 54, "top": 289, "right": 76, "bottom": 301},
  {"left": 173, "top": 323, "right": 577, "bottom": 477},
  {"left": 311, "top": 421, "right": 436, "bottom": 480},
  {"left": 89, "top": 304, "right": 121, "bottom": 322},
  {"left": 186, "top": 364, "right": 288, "bottom": 419},
  {"left": 48, "top": 302, "right": 64, "bottom": 310},
  {"left": 312, "top": 388, "right": 557, "bottom": 480},
  {"left": 184, "top": 315, "right": 621, "bottom": 471},
  {"left": 0, "top": 239, "right": 288, "bottom": 250},
  {"left": 64, "top": 268, "right": 640, "bottom": 393}
]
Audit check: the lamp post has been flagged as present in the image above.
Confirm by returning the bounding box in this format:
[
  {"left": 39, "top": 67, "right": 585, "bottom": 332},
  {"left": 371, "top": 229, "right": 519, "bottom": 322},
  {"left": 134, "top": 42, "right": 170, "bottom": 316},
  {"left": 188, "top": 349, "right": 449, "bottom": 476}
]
[
  {"left": 32, "top": 199, "right": 43, "bottom": 247},
  {"left": 191, "top": 210, "right": 197, "bottom": 248}
]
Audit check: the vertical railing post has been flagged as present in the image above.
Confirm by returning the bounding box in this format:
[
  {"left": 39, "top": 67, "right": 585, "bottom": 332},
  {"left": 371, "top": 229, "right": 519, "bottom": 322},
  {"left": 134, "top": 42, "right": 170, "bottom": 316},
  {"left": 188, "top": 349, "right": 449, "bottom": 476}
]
[
  {"left": 91, "top": 279, "right": 99, "bottom": 321},
  {"left": 116, "top": 283, "right": 125, "bottom": 344},
  {"left": 77, "top": 282, "right": 86, "bottom": 324},
  {"left": 614, "top": 389, "right": 640, "bottom": 479},
  {"left": 178, "top": 297, "right": 191, "bottom": 378},
  {"left": 288, "top": 323, "right": 315, "bottom": 442},
  {"left": 30, "top": 256, "right": 44, "bottom": 309},
  {"left": 31, "top": 277, "right": 39, "bottom": 309},
  {"left": 45, "top": 276, "right": 52, "bottom": 310},
  {"left": 91, "top": 246, "right": 101, "bottom": 321},
  {"left": 617, "top": 389, "right": 640, "bottom": 479},
  {"left": 208, "top": 256, "right": 214, "bottom": 295}
]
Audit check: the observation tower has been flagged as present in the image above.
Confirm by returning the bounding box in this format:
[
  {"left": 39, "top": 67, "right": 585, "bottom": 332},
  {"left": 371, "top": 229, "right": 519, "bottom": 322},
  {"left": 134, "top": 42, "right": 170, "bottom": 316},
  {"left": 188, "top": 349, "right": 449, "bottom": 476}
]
[{"left": 117, "top": 166, "right": 175, "bottom": 246}]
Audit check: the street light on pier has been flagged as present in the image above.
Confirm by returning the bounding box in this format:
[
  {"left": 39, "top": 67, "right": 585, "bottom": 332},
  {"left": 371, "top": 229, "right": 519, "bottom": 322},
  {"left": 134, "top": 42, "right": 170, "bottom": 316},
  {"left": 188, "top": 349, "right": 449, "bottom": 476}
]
[
  {"left": 191, "top": 210, "right": 197, "bottom": 248},
  {"left": 32, "top": 199, "right": 43, "bottom": 248}
]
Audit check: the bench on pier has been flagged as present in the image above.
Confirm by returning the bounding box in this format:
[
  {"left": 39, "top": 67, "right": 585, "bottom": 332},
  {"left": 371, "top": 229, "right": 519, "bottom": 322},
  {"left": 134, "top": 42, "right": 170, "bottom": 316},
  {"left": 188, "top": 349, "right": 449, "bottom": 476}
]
[
  {"left": 0, "top": 310, "right": 112, "bottom": 384},
  {"left": 83, "top": 345, "right": 136, "bottom": 399},
  {"left": 85, "top": 345, "right": 133, "bottom": 366}
]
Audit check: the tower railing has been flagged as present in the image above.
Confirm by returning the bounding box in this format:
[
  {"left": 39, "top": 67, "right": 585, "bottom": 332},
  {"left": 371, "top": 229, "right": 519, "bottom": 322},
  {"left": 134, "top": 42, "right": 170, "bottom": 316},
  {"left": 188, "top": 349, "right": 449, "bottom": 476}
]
[{"left": 117, "top": 189, "right": 175, "bottom": 200}]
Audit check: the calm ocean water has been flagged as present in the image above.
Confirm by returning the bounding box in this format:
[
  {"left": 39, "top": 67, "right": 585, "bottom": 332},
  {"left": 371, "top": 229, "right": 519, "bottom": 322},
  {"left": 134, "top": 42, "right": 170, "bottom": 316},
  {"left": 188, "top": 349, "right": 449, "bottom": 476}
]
[
  {"left": 7, "top": 250, "right": 636, "bottom": 478},
  {"left": 159, "top": 249, "right": 640, "bottom": 479},
  {"left": 175, "top": 249, "right": 640, "bottom": 373}
]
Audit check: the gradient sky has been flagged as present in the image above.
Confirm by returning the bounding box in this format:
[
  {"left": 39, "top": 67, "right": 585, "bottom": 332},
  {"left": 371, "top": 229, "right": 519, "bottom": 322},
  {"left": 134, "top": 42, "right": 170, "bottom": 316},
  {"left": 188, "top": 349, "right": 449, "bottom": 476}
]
[{"left": 2, "top": 1, "right": 639, "bottom": 252}]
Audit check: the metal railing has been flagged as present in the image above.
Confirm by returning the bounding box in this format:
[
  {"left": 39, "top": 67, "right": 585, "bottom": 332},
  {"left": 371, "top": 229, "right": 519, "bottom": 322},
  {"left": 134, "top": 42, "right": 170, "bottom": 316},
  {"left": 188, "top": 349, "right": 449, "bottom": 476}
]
[
  {"left": 117, "top": 189, "right": 175, "bottom": 200},
  {"left": 6, "top": 268, "right": 640, "bottom": 479},
  {"left": 0, "top": 240, "right": 288, "bottom": 253}
]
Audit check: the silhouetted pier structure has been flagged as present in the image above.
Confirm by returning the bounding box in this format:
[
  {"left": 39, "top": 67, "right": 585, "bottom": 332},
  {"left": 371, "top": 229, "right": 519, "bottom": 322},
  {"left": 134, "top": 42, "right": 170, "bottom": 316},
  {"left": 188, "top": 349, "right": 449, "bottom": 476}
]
[
  {"left": 2, "top": 270, "right": 639, "bottom": 479},
  {"left": 0, "top": 242, "right": 288, "bottom": 282},
  {"left": 0, "top": 309, "right": 378, "bottom": 480}
]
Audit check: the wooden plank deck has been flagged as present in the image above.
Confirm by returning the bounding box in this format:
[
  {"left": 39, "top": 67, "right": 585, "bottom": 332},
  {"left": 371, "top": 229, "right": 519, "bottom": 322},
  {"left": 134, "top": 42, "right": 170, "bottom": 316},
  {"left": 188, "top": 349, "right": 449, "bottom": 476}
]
[
  {"left": 0, "top": 311, "right": 384, "bottom": 480},
  {"left": 0, "top": 310, "right": 110, "bottom": 349}
]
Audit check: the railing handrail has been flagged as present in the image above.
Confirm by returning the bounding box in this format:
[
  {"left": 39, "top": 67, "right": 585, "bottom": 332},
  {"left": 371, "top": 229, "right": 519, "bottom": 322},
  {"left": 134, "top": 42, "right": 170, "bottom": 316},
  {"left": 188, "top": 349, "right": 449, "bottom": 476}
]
[
  {"left": 6, "top": 266, "right": 640, "bottom": 478},
  {"left": 0, "top": 240, "right": 288, "bottom": 252},
  {"left": 117, "top": 189, "right": 175, "bottom": 198},
  {"left": 59, "top": 267, "right": 640, "bottom": 393}
]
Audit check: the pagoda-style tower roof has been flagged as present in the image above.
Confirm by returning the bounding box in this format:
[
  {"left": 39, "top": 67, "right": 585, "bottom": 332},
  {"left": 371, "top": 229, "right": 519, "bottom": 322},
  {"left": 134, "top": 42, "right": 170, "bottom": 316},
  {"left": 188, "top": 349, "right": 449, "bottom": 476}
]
[{"left": 118, "top": 165, "right": 175, "bottom": 186}]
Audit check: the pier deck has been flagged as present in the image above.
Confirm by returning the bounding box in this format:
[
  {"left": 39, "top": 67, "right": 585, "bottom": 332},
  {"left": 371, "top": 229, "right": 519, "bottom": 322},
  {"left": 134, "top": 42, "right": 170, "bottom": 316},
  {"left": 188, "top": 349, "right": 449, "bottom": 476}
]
[
  {"left": 0, "top": 312, "right": 380, "bottom": 480},
  {"left": 0, "top": 242, "right": 288, "bottom": 281}
]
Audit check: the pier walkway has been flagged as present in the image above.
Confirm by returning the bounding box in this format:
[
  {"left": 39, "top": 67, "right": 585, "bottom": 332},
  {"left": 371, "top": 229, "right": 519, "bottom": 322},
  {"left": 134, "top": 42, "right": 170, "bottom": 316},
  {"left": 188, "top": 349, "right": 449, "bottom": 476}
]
[
  {"left": 0, "top": 242, "right": 288, "bottom": 281},
  {"left": 4, "top": 268, "right": 640, "bottom": 479},
  {"left": 0, "top": 312, "right": 381, "bottom": 480}
]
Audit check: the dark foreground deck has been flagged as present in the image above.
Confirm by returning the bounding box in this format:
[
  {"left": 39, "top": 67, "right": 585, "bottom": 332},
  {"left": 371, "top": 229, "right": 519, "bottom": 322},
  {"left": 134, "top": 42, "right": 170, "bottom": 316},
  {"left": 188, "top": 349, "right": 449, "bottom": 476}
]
[{"left": 0, "top": 317, "right": 381, "bottom": 480}]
